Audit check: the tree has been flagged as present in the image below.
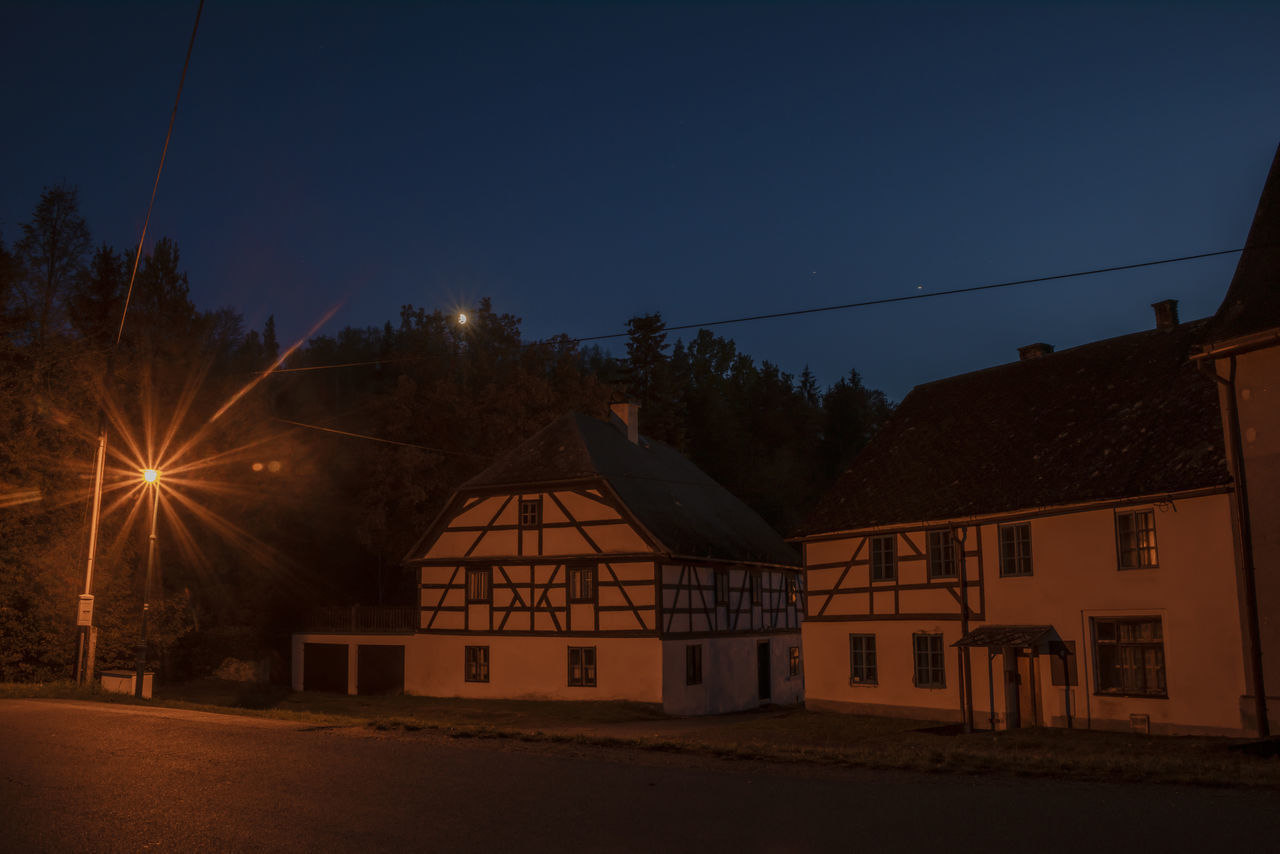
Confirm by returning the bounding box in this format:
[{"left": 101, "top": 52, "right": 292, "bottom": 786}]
[
  {"left": 0, "top": 236, "right": 22, "bottom": 339},
  {"left": 262, "top": 315, "right": 279, "bottom": 363},
  {"left": 15, "top": 185, "right": 90, "bottom": 349},
  {"left": 621, "top": 313, "right": 681, "bottom": 443},
  {"left": 821, "top": 369, "right": 893, "bottom": 478},
  {"left": 67, "top": 244, "right": 125, "bottom": 344}
]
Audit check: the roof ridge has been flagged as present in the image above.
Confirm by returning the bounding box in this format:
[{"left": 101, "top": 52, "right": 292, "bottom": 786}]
[{"left": 909, "top": 316, "right": 1210, "bottom": 394}]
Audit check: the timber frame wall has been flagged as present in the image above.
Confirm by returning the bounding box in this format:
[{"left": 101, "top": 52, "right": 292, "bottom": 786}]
[{"left": 409, "top": 479, "right": 803, "bottom": 641}]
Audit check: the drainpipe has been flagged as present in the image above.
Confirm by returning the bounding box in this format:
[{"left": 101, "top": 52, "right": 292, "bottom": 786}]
[
  {"left": 1202, "top": 355, "right": 1270, "bottom": 737},
  {"left": 954, "top": 526, "right": 974, "bottom": 732},
  {"left": 987, "top": 650, "right": 997, "bottom": 733},
  {"left": 1060, "top": 647, "right": 1073, "bottom": 729}
]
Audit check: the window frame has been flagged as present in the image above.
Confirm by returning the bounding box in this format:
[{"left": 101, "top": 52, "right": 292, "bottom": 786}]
[
  {"left": 788, "top": 646, "right": 801, "bottom": 678},
  {"left": 849, "top": 633, "right": 878, "bottom": 685},
  {"left": 464, "top": 645, "right": 489, "bottom": 683},
  {"left": 465, "top": 566, "right": 492, "bottom": 603},
  {"left": 1115, "top": 509, "right": 1159, "bottom": 570},
  {"left": 912, "top": 632, "right": 946, "bottom": 689},
  {"left": 1091, "top": 616, "right": 1167, "bottom": 698},
  {"left": 714, "top": 569, "right": 730, "bottom": 607},
  {"left": 568, "top": 565, "right": 596, "bottom": 603},
  {"left": 568, "top": 645, "right": 597, "bottom": 687},
  {"left": 518, "top": 497, "right": 542, "bottom": 529},
  {"left": 870, "top": 534, "right": 897, "bottom": 582},
  {"left": 750, "top": 572, "right": 762, "bottom": 606},
  {"left": 998, "top": 522, "right": 1033, "bottom": 577},
  {"left": 685, "top": 644, "right": 703, "bottom": 686},
  {"left": 926, "top": 530, "right": 957, "bottom": 579}
]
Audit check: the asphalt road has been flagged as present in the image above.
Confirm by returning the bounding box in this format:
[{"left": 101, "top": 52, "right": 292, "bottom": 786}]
[{"left": 2, "top": 699, "right": 1277, "bottom": 853}]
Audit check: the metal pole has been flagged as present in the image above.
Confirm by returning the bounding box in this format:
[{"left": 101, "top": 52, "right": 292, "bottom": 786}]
[
  {"left": 955, "top": 527, "right": 973, "bottom": 733},
  {"left": 1219, "top": 356, "right": 1270, "bottom": 736},
  {"left": 134, "top": 483, "right": 160, "bottom": 698},
  {"left": 76, "top": 423, "right": 109, "bottom": 685},
  {"left": 987, "top": 650, "right": 997, "bottom": 733},
  {"left": 1061, "top": 649, "right": 1073, "bottom": 729}
]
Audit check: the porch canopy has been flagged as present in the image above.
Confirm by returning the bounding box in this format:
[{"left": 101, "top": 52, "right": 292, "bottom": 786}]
[{"left": 952, "top": 625, "right": 1067, "bottom": 655}]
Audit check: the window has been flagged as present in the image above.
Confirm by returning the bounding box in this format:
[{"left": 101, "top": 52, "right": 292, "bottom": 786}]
[
  {"left": 1092, "top": 617, "right": 1166, "bottom": 696},
  {"left": 568, "top": 566, "right": 595, "bottom": 602},
  {"left": 788, "top": 646, "right": 801, "bottom": 677},
  {"left": 464, "top": 645, "right": 489, "bottom": 682},
  {"left": 927, "top": 531, "right": 956, "bottom": 579},
  {"left": 1116, "top": 510, "right": 1158, "bottom": 569},
  {"left": 466, "top": 567, "right": 491, "bottom": 603},
  {"left": 686, "top": 644, "right": 703, "bottom": 686},
  {"left": 786, "top": 576, "right": 798, "bottom": 605},
  {"left": 715, "top": 570, "right": 730, "bottom": 607},
  {"left": 519, "top": 498, "right": 542, "bottom": 528},
  {"left": 750, "top": 573, "right": 762, "bottom": 605},
  {"left": 870, "top": 535, "right": 896, "bottom": 581},
  {"left": 913, "top": 633, "right": 946, "bottom": 688},
  {"left": 568, "top": 646, "right": 596, "bottom": 687},
  {"left": 999, "top": 523, "right": 1033, "bottom": 577},
  {"left": 849, "top": 634, "right": 877, "bottom": 684}
]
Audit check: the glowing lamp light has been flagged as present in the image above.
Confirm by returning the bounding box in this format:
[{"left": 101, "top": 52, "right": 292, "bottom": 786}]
[
  {"left": 141, "top": 468, "right": 160, "bottom": 484},
  {"left": 457, "top": 312, "right": 468, "bottom": 325}
]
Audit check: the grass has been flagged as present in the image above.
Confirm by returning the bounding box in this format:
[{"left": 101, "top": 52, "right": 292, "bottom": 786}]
[{"left": 5, "top": 679, "right": 1279, "bottom": 787}]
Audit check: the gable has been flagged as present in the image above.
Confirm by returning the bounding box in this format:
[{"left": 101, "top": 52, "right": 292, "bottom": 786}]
[{"left": 415, "top": 485, "right": 654, "bottom": 562}]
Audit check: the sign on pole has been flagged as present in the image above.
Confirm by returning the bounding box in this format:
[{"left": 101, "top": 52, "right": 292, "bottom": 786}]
[{"left": 76, "top": 594, "right": 94, "bottom": 627}]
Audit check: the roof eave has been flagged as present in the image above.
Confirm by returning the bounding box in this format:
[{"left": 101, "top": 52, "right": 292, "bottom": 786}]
[{"left": 791, "top": 483, "right": 1234, "bottom": 543}]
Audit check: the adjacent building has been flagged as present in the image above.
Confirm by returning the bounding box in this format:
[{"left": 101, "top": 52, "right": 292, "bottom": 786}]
[
  {"left": 294, "top": 405, "right": 804, "bottom": 714},
  {"left": 793, "top": 144, "right": 1280, "bottom": 736}
]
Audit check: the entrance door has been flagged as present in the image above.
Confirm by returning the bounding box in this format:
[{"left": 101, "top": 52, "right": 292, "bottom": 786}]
[
  {"left": 1002, "top": 646, "right": 1021, "bottom": 729},
  {"left": 757, "top": 641, "right": 771, "bottom": 701},
  {"left": 1017, "top": 651, "right": 1040, "bottom": 726}
]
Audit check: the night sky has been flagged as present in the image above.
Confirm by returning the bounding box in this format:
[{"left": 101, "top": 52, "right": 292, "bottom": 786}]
[{"left": 4, "top": 1, "right": 1279, "bottom": 401}]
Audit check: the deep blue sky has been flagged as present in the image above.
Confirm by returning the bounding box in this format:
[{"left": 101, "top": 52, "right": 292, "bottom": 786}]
[{"left": 4, "top": 1, "right": 1279, "bottom": 401}]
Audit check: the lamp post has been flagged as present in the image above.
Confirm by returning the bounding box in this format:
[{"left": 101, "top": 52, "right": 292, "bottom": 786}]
[{"left": 134, "top": 468, "right": 161, "bottom": 698}]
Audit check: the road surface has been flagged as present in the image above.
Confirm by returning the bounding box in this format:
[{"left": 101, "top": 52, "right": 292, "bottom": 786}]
[{"left": 2, "top": 699, "right": 1276, "bottom": 852}]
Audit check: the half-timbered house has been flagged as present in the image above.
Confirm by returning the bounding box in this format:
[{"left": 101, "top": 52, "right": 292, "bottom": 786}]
[
  {"left": 294, "top": 405, "right": 804, "bottom": 714},
  {"left": 794, "top": 145, "right": 1280, "bottom": 737}
]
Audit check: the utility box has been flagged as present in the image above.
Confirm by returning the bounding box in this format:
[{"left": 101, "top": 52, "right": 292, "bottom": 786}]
[{"left": 101, "top": 670, "right": 153, "bottom": 699}]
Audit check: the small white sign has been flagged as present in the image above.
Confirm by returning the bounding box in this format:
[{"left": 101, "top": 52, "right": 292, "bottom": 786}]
[{"left": 76, "top": 594, "right": 94, "bottom": 626}]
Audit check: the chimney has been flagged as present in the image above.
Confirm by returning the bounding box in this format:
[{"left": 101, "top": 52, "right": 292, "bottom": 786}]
[
  {"left": 610, "top": 402, "right": 640, "bottom": 444},
  {"left": 1018, "top": 342, "right": 1054, "bottom": 361},
  {"left": 1151, "top": 299, "right": 1179, "bottom": 330}
]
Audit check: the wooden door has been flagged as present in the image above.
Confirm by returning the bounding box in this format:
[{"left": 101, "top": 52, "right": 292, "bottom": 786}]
[
  {"left": 1017, "top": 651, "right": 1040, "bottom": 726},
  {"left": 757, "top": 641, "right": 771, "bottom": 701}
]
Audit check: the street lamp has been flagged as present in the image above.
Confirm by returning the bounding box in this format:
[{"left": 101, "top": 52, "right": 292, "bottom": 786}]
[{"left": 135, "top": 468, "right": 161, "bottom": 698}]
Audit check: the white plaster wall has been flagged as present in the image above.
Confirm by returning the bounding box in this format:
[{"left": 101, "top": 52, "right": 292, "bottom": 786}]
[
  {"left": 403, "top": 634, "right": 663, "bottom": 703},
  {"left": 802, "top": 493, "right": 1250, "bottom": 734},
  {"left": 660, "top": 633, "right": 803, "bottom": 715}
]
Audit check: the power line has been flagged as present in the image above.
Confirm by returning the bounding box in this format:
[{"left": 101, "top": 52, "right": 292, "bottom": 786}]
[
  {"left": 572, "top": 246, "right": 1245, "bottom": 343},
  {"left": 262, "top": 244, "right": 1246, "bottom": 454},
  {"left": 276, "top": 418, "right": 492, "bottom": 458},
  {"left": 265, "top": 245, "right": 1245, "bottom": 375},
  {"left": 115, "top": 0, "right": 205, "bottom": 349}
]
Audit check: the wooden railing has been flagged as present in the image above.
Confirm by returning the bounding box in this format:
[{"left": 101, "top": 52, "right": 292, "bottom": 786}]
[{"left": 301, "top": 606, "right": 419, "bottom": 634}]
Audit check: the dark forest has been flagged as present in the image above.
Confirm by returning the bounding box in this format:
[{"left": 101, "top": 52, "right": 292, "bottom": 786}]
[{"left": 0, "top": 185, "right": 891, "bottom": 682}]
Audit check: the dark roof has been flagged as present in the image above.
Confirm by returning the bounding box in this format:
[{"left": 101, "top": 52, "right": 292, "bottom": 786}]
[
  {"left": 463, "top": 413, "right": 799, "bottom": 567},
  {"left": 953, "top": 625, "right": 1065, "bottom": 653},
  {"left": 795, "top": 319, "right": 1229, "bottom": 536},
  {"left": 1209, "top": 142, "right": 1280, "bottom": 342}
]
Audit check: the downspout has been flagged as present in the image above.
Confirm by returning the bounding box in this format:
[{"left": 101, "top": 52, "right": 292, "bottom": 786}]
[
  {"left": 1201, "top": 355, "right": 1270, "bottom": 737},
  {"left": 954, "top": 526, "right": 974, "bottom": 732},
  {"left": 987, "top": 650, "right": 997, "bottom": 733}
]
